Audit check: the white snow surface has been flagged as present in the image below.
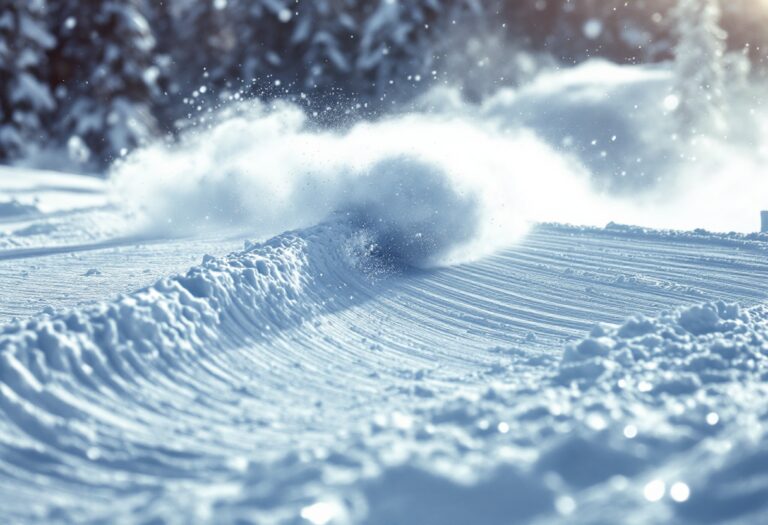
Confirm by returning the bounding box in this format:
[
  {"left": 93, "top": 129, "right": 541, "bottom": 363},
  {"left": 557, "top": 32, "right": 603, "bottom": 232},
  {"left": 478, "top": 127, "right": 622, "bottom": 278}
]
[
  {"left": 0, "top": 218, "right": 767, "bottom": 524},
  {"left": 1, "top": 61, "right": 768, "bottom": 523}
]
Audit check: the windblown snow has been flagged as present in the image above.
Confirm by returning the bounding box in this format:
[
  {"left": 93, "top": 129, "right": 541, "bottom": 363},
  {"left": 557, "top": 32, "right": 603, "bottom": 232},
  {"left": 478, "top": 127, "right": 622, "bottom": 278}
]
[
  {"left": 113, "top": 61, "right": 768, "bottom": 249},
  {"left": 1, "top": 61, "right": 768, "bottom": 524}
]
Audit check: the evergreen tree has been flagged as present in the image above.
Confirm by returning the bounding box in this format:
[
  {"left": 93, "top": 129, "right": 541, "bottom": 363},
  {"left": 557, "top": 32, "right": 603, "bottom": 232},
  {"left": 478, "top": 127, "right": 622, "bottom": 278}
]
[
  {"left": 356, "top": 0, "right": 438, "bottom": 97},
  {"left": 49, "top": 0, "right": 159, "bottom": 165},
  {"left": 140, "top": 0, "right": 179, "bottom": 130},
  {"left": 517, "top": 0, "right": 675, "bottom": 65},
  {"left": 673, "top": 0, "right": 728, "bottom": 136},
  {"left": 356, "top": 0, "right": 485, "bottom": 100},
  {"left": 206, "top": 0, "right": 356, "bottom": 96},
  {"left": 720, "top": 0, "right": 768, "bottom": 72},
  {"left": 289, "top": 0, "right": 359, "bottom": 94},
  {"left": 174, "top": 0, "right": 239, "bottom": 97},
  {"left": 0, "top": 0, "right": 55, "bottom": 161},
  {"left": 229, "top": 0, "right": 296, "bottom": 86},
  {"left": 2, "top": 0, "right": 766, "bottom": 169}
]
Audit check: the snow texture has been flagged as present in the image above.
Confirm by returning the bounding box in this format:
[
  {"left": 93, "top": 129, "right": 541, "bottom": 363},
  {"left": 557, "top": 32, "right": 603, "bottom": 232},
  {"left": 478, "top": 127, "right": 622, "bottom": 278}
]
[
  {"left": 1, "top": 60, "right": 768, "bottom": 524},
  {"left": 0, "top": 215, "right": 767, "bottom": 523}
]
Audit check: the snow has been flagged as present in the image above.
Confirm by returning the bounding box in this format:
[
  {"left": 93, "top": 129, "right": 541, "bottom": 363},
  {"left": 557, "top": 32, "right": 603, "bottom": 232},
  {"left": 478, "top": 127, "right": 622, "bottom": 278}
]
[
  {"left": 1, "top": 61, "right": 768, "bottom": 523},
  {"left": 0, "top": 198, "right": 38, "bottom": 219},
  {"left": 113, "top": 61, "right": 768, "bottom": 256},
  {"left": 0, "top": 166, "right": 106, "bottom": 215},
  {"left": 111, "top": 102, "right": 592, "bottom": 267},
  {"left": 0, "top": 211, "right": 766, "bottom": 522}
]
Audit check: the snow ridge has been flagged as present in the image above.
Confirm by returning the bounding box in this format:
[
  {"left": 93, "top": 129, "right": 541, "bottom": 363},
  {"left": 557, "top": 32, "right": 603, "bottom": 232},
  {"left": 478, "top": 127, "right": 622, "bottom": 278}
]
[{"left": 0, "top": 223, "right": 359, "bottom": 409}]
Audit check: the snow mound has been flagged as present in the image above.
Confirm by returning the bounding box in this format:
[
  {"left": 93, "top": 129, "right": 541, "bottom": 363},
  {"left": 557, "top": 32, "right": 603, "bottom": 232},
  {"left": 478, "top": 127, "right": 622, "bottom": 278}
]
[
  {"left": 0, "top": 198, "right": 38, "bottom": 218},
  {"left": 546, "top": 302, "right": 768, "bottom": 522},
  {"left": 481, "top": 61, "right": 677, "bottom": 193},
  {"left": 0, "top": 223, "right": 356, "bottom": 392},
  {"left": 560, "top": 301, "right": 762, "bottom": 385},
  {"left": 112, "top": 61, "right": 768, "bottom": 255}
]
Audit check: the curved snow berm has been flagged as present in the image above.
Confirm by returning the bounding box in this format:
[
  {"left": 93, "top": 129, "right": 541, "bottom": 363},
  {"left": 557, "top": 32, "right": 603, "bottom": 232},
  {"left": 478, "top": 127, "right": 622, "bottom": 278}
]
[
  {"left": 0, "top": 221, "right": 380, "bottom": 521},
  {"left": 1, "top": 218, "right": 768, "bottom": 523},
  {"left": 0, "top": 223, "right": 349, "bottom": 386}
]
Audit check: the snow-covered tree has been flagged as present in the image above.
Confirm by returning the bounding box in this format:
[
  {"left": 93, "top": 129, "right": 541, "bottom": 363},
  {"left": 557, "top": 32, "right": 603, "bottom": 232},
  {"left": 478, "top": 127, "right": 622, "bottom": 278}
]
[
  {"left": 49, "top": 0, "right": 159, "bottom": 165},
  {"left": 720, "top": 0, "right": 768, "bottom": 72},
  {"left": 356, "top": 0, "right": 437, "bottom": 97},
  {"left": 173, "top": 0, "right": 239, "bottom": 95},
  {"left": 224, "top": 0, "right": 361, "bottom": 101},
  {"left": 289, "top": 0, "right": 359, "bottom": 93},
  {"left": 140, "top": 0, "right": 178, "bottom": 128},
  {"left": 2, "top": 0, "right": 764, "bottom": 169},
  {"left": 0, "top": 0, "right": 56, "bottom": 161},
  {"left": 228, "top": 0, "right": 297, "bottom": 86},
  {"left": 517, "top": 0, "right": 675, "bottom": 65},
  {"left": 356, "top": 0, "right": 487, "bottom": 100},
  {"left": 673, "top": 0, "right": 728, "bottom": 136}
]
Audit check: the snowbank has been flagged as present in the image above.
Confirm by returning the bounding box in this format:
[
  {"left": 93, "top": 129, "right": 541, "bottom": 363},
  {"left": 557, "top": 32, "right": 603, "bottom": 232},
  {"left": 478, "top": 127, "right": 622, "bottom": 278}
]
[
  {"left": 481, "top": 61, "right": 677, "bottom": 193},
  {"left": 0, "top": 223, "right": 353, "bottom": 390},
  {"left": 560, "top": 301, "right": 763, "bottom": 385}
]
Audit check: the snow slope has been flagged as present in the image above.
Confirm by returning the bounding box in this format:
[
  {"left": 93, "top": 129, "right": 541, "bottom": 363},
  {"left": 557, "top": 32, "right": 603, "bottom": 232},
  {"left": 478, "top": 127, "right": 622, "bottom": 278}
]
[
  {"left": 0, "top": 166, "right": 246, "bottom": 322},
  {"left": 1, "top": 61, "right": 768, "bottom": 524},
  {"left": 0, "top": 216, "right": 767, "bottom": 523}
]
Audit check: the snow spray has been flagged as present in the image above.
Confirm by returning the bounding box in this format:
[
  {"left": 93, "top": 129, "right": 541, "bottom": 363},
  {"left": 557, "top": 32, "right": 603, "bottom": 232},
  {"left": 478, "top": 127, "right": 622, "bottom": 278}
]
[{"left": 111, "top": 62, "right": 768, "bottom": 265}]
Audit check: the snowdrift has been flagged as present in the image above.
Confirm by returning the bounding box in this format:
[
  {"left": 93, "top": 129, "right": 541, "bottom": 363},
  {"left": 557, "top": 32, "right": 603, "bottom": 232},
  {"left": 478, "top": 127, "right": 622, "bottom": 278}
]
[{"left": 0, "top": 223, "right": 359, "bottom": 390}]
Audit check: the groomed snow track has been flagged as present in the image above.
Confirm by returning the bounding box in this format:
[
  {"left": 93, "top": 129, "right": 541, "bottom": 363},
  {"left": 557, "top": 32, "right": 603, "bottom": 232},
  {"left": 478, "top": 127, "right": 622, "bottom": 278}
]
[{"left": 0, "top": 222, "right": 767, "bottom": 524}]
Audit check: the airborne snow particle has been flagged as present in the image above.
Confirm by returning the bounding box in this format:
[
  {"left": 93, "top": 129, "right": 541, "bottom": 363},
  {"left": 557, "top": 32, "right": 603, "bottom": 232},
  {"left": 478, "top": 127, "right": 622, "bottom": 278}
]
[
  {"left": 664, "top": 94, "right": 680, "bottom": 111},
  {"left": 300, "top": 502, "right": 341, "bottom": 525},
  {"left": 555, "top": 496, "right": 577, "bottom": 515},
  {"left": 583, "top": 19, "right": 603, "bottom": 40},
  {"left": 643, "top": 479, "right": 666, "bottom": 502},
  {"left": 670, "top": 482, "right": 691, "bottom": 503}
]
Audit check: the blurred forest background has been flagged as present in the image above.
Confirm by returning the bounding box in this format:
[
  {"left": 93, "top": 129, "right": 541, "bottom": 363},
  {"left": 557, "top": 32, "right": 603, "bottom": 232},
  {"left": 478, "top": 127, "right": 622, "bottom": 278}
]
[{"left": 1, "top": 0, "right": 766, "bottom": 170}]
